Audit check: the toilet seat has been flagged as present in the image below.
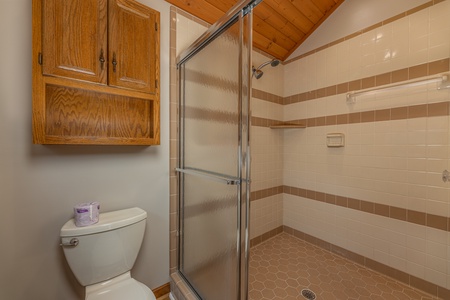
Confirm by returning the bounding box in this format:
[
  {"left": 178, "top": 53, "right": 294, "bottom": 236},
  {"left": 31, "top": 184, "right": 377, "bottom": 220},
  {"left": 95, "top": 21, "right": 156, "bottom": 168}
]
[{"left": 86, "top": 272, "right": 156, "bottom": 300}]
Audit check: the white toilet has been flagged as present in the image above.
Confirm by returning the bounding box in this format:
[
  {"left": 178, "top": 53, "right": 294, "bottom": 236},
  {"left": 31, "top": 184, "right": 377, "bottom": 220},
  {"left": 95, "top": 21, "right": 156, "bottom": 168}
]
[{"left": 60, "top": 207, "right": 156, "bottom": 300}]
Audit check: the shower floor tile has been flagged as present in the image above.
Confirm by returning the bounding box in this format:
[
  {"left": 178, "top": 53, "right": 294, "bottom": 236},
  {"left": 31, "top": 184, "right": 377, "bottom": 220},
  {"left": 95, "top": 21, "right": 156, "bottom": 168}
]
[{"left": 249, "top": 233, "right": 440, "bottom": 300}]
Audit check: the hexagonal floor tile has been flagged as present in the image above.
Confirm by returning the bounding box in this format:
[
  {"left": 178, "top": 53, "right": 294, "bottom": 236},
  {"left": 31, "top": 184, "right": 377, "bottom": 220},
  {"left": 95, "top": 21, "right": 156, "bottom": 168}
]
[{"left": 248, "top": 233, "right": 441, "bottom": 300}]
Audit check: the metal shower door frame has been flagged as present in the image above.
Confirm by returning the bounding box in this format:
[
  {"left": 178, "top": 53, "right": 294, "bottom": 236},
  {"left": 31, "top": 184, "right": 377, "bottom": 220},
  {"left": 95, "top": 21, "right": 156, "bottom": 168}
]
[{"left": 176, "top": 0, "right": 259, "bottom": 299}]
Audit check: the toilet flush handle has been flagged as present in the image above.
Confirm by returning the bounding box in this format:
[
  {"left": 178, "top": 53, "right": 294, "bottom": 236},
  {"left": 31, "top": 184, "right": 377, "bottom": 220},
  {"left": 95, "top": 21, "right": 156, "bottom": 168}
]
[{"left": 60, "top": 238, "right": 79, "bottom": 247}]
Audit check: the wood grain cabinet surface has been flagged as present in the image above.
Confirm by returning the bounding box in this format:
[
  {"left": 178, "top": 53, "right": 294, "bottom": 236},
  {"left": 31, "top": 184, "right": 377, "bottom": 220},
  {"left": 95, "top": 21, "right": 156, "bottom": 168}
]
[{"left": 32, "top": 0, "right": 160, "bottom": 145}]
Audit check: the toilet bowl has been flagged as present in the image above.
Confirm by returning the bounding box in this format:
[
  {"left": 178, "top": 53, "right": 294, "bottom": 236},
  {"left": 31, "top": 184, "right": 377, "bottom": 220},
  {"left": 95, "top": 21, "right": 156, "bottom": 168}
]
[{"left": 60, "top": 207, "right": 156, "bottom": 300}]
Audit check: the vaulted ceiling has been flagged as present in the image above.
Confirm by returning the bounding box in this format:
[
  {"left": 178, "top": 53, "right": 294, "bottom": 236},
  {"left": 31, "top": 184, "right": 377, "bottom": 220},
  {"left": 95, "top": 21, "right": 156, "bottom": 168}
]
[{"left": 165, "top": 0, "right": 345, "bottom": 61}]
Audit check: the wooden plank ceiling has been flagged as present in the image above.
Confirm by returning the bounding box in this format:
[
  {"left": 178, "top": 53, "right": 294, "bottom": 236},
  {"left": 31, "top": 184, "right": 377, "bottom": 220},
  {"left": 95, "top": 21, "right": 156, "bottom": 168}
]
[{"left": 166, "top": 0, "right": 345, "bottom": 61}]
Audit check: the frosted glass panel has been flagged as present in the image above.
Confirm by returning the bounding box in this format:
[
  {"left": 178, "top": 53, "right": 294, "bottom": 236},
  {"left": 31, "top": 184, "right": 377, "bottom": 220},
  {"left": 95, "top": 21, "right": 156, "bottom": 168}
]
[
  {"left": 181, "top": 174, "right": 238, "bottom": 299},
  {"left": 177, "top": 5, "right": 254, "bottom": 299},
  {"left": 183, "top": 21, "right": 240, "bottom": 177}
]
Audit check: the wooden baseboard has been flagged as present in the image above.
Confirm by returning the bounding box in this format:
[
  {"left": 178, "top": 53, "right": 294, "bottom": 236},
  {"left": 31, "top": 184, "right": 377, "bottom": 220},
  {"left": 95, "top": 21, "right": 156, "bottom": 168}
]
[{"left": 152, "top": 282, "right": 170, "bottom": 298}]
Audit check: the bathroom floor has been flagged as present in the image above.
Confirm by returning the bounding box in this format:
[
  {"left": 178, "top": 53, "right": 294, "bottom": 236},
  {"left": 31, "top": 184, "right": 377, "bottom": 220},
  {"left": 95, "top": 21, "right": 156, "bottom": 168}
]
[{"left": 249, "top": 233, "right": 440, "bottom": 300}]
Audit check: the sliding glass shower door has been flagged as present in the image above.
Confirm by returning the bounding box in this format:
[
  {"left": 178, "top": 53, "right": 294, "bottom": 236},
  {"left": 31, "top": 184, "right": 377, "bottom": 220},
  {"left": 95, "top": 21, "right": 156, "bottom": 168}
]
[{"left": 176, "top": 1, "right": 258, "bottom": 299}]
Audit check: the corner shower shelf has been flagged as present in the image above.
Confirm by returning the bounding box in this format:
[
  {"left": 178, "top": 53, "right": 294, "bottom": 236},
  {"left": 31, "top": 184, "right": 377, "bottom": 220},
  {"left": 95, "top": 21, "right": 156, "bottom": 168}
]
[{"left": 270, "top": 124, "right": 306, "bottom": 129}]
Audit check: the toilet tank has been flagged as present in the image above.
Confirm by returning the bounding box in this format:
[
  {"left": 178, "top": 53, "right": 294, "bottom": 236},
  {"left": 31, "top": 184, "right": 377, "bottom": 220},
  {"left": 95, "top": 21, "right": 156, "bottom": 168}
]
[{"left": 60, "top": 207, "right": 147, "bottom": 286}]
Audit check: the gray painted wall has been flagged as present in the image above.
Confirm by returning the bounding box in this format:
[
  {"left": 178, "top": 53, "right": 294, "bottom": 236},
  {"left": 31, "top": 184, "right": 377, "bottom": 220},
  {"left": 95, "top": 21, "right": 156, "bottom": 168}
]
[{"left": 0, "top": 0, "right": 171, "bottom": 299}]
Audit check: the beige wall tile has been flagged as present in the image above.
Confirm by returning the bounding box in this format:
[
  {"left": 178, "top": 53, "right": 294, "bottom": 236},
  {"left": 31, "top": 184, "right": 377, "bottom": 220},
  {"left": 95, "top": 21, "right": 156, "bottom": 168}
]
[{"left": 280, "top": 8, "right": 450, "bottom": 282}]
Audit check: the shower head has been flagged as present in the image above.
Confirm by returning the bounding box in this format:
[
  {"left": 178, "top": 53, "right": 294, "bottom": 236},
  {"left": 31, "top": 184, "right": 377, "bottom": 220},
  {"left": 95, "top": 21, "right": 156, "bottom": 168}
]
[
  {"left": 252, "top": 59, "right": 280, "bottom": 79},
  {"left": 252, "top": 67, "right": 264, "bottom": 79}
]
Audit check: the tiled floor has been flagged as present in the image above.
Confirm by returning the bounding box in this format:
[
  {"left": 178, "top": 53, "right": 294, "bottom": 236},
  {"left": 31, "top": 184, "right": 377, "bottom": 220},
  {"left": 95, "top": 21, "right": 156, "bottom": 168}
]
[{"left": 249, "top": 233, "right": 440, "bottom": 300}]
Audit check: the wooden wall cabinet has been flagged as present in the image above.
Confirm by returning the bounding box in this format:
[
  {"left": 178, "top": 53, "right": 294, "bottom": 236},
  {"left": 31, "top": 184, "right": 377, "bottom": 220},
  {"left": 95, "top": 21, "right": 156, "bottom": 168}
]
[{"left": 32, "top": 0, "right": 160, "bottom": 145}]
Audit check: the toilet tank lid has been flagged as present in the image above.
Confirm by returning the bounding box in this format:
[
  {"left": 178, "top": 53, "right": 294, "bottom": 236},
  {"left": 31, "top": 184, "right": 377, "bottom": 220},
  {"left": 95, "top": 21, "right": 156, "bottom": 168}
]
[{"left": 60, "top": 207, "right": 147, "bottom": 237}]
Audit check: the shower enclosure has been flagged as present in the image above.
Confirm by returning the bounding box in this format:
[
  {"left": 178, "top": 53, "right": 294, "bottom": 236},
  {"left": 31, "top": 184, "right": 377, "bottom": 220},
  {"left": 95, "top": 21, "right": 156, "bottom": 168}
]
[{"left": 175, "top": 0, "right": 259, "bottom": 299}]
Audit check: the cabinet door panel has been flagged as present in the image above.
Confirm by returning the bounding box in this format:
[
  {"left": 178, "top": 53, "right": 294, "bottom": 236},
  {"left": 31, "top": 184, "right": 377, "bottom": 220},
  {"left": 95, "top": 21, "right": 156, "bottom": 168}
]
[
  {"left": 109, "top": 0, "right": 158, "bottom": 94},
  {"left": 43, "top": 0, "right": 107, "bottom": 84}
]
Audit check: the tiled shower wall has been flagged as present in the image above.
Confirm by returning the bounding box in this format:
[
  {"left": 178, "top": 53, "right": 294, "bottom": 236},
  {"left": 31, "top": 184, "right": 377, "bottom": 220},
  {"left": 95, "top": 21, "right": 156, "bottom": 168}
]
[
  {"left": 249, "top": 51, "right": 285, "bottom": 241},
  {"left": 279, "top": 0, "right": 450, "bottom": 292}
]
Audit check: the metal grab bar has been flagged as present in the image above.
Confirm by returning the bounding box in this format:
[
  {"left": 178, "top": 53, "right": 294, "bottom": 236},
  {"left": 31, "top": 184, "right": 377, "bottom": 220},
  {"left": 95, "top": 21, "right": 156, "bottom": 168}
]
[
  {"left": 175, "top": 167, "right": 241, "bottom": 185},
  {"left": 346, "top": 74, "right": 450, "bottom": 103}
]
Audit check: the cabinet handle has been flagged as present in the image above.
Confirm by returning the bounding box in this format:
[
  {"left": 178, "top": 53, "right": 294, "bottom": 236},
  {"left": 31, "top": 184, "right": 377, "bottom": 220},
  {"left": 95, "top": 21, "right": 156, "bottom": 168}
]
[
  {"left": 112, "top": 53, "right": 117, "bottom": 73},
  {"left": 99, "top": 49, "right": 105, "bottom": 70}
]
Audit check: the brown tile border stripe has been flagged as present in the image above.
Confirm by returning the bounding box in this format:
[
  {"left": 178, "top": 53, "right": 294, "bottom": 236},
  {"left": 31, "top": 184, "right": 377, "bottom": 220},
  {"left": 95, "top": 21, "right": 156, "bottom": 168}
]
[
  {"left": 291, "top": 101, "right": 450, "bottom": 127},
  {"left": 250, "top": 225, "right": 284, "bottom": 248},
  {"left": 252, "top": 89, "right": 283, "bottom": 104},
  {"left": 282, "top": 58, "right": 450, "bottom": 105},
  {"left": 284, "top": 0, "right": 443, "bottom": 64},
  {"left": 185, "top": 106, "right": 238, "bottom": 123},
  {"left": 273, "top": 225, "right": 450, "bottom": 299},
  {"left": 251, "top": 185, "right": 450, "bottom": 233},
  {"left": 250, "top": 186, "right": 282, "bottom": 201},
  {"left": 251, "top": 101, "right": 450, "bottom": 128},
  {"left": 186, "top": 69, "right": 239, "bottom": 91}
]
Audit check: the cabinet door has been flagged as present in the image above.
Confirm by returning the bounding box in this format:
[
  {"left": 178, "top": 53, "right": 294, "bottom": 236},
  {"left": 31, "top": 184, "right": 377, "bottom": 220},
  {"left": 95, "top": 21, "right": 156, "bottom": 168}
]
[
  {"left": 42, "top": 0, "right": 107, "bottom": 84},
  {"left": 108, "top": 0, "right": 159, "bottom": 94}
]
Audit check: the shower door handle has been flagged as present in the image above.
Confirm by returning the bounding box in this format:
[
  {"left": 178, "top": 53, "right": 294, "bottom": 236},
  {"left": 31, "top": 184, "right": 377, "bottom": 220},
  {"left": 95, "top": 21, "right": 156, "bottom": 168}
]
[{"left": 175, "top": 167, "right": 240, "bottom": 185}]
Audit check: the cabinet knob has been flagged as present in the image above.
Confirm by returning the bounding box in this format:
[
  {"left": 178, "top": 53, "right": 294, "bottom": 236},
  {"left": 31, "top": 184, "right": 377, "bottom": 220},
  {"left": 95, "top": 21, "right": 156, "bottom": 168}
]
[
  {"left": 99, "top": 49, "right": 105, "bottom": 70},
  {"left": 112, "top": 52, "right": 117, "bottom": 73}
]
